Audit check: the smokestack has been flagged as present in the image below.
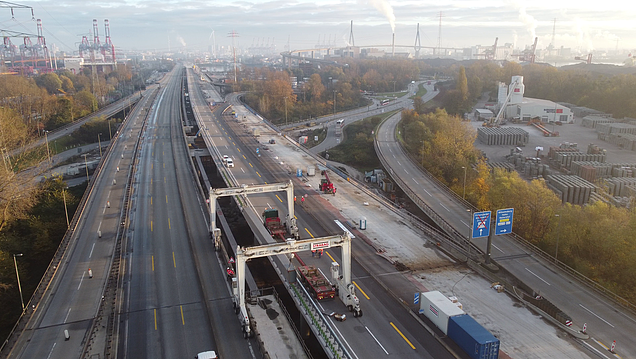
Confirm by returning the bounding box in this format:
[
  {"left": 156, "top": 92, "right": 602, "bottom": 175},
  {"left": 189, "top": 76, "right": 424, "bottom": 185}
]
[{"left": 392, "top": 32, "right": 395, "bottom": 57}]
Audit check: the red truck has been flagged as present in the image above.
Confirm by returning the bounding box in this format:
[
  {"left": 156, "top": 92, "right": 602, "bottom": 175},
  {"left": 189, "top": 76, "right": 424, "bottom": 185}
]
[
  {"left": 262, "top": 208, "right": 286, "bottom": 240},
  {"left": 297, "top": 265, "right": 336, "bottom": 301}
]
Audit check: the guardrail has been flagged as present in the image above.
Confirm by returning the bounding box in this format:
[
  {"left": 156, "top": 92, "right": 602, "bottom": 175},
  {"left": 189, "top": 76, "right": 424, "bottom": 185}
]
[{"left": 187, "top": 69, "right": 349, "bottom": 358}]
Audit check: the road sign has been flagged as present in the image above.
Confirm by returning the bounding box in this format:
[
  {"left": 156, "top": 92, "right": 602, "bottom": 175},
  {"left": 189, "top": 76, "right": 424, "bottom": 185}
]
[
  {"left": 311, "top": 241, "right": 331, "bottom": 250},
  {"left": 256, "top": 147, "right": 260, "bottom": 154},
  {"left": 414, "top": 292, "right": 420, "bottom": 305},
  {"left": 472, "top": 211, "right": 491, "bottom": 238},
  {"left": 495, "top": 208, "right": 514, "bottom": 235}
]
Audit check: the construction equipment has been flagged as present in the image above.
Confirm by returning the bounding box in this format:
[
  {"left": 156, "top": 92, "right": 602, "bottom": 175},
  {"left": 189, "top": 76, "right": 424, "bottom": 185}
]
[
  {"left": 297, "top": 265, "right": 336, "bottom": 301},
  {"left": 320, "top": 170, "right": 336, "bottom": 195},
  {"left": 488, "top": 77, "right": 522, "bottom": 127},
  {"left": 262, "top": 208, "right": 287, "bottom": 240}
]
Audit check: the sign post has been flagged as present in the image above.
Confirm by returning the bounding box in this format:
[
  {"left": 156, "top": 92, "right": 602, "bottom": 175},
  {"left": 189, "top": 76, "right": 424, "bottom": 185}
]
[
  {"left": 472, "top": 211, "right": 491, "bottom": 239},
  {"left": 495, "top": 208, "right": 514, "bottom": 235}
]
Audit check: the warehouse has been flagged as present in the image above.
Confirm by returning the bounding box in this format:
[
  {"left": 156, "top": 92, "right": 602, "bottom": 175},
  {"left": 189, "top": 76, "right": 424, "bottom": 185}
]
[{"left": 497, "top": 76, "right": 574, "bottom": 124}]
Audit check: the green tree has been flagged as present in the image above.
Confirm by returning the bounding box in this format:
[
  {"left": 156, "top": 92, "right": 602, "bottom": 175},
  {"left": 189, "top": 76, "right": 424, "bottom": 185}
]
[
  {"left": 457, "top": 66, "right": 468, "bottom": 103},
  {"left": 36, "top": 73, "right": 63, "bottom": 95},
  {"left": 59, "top": 75, "right": 75, "bottom": 94}
]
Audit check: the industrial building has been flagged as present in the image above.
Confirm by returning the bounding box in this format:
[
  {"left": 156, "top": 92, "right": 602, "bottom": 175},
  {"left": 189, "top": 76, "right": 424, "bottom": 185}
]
[{"left": 496, "top": 76, "right": 573, "bottom": 124}]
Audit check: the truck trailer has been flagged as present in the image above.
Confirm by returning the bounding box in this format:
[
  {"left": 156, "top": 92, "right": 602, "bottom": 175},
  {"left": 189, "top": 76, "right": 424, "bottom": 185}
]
[{"left": 447, "top": 314, "right": 500, "bottom": 359}]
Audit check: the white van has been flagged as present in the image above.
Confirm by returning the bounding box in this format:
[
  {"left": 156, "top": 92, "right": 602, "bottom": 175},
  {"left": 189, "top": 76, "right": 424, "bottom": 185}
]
[
  {"left": 196, "top": 351, "right": 218, "bottom": 359},
  {"left": 226, "top": 158, "right": 234, "bottom": 168}
]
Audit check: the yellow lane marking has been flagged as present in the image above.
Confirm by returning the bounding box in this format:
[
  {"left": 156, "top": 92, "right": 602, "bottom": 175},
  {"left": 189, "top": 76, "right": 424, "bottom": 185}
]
[
  {"left": 164, "top": 177, "right": 166, "bottom": 183},
  {"left": 232, "top": 142, "right": 235, "bottom": 146},
  {"left": 353, "top": 281, "right": 370, "bottom": 300},
  {"left": 256, "top": 171, "right": 261, "bottom": 177},
  {"left": 151, "top": 197, "right": 153, "bottom": 205},
  {"left": 305, "top": 228, "right": 314, "bottom": 238},
  {"left": 173, "top": 252, "right": 176, "bottom": 267},
  {"left": 166, "top": 195, "right": 168, "bottom": 203},
  {"left": 390, "top": 322, "right": 416, "bottom": 350},
  {"left": 275, "top": 194, "right": 283, "bottom": 202},
  {"left": 237, "top": 148, "right": 241, "bottom": 153},
  {"left": 168, "top": 218, "right": 171, "bottom": 229},
  {"left": 163, "top": 151, "right": 164, "bottom": 156},
  {"left": 180, "top": 305, "right": 185, "bottom": 325},
  {"left": 151, "top": 221, "right": 153, "bottom": 232},
  {"left": 154, "top": 309, "right": 157, "bottom": 330},
  {"left": 249, "top": 163, "right": 253, "bottom": 168},
  {"left": 243, "top": 155, "right": 246, "bottom": 159},
  {"left": 152, "top": 152, "right": 154, "bottom": 157},
  {"left": 152, "top": 256, "right": 154, "bottom": 271},
  {"left": 151, "top": 178, "right": 153, "bottom": 185},
  {"left": 325, "top": 251, "right": 336, "bottom": 262},
  {"left": 163, "top": 163, "right": 165, "bottom": 168}
]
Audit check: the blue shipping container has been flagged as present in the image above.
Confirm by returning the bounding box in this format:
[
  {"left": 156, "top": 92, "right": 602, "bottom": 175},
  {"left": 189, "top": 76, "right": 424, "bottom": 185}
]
[{"left": 447, "top": 314, "right": 499, "bottom": 359}]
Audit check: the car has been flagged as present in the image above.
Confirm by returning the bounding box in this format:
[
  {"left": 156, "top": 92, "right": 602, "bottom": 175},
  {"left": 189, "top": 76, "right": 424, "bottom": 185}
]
[
  {"left": 226, "top": 158, "right": 234, "bottom": 168},
  {"left": 222, "top": 155, "right": 229, "bottom": 163},
  {"left": 269, "top": 139, "right": 276, "bottom": 144}
]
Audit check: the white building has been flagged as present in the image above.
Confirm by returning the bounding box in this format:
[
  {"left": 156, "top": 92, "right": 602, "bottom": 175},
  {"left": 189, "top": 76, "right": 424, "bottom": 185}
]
[{"left": 497, "top": 76, "right": 573, "bottom": 123}]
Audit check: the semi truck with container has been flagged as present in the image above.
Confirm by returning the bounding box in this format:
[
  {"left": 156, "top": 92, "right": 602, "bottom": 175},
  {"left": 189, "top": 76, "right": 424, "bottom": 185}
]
[
  {"left": 297, "top": 265, "right": 336, "bottom": 301},
  {"left": 420, "top": 291, "right": 499, "bottom": 359}
]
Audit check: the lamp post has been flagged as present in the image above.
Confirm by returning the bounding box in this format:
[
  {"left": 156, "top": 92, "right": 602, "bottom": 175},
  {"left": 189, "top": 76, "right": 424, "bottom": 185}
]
[
  {"left": 284, "top": 97, "right": 288, "bottom": 126},
  {"left": 13, "top": 254, "right": 24, "bottom": 311},
  {"left": 63, "top": 188, "right": 70, "bottom": 228},
  {"left": 98, "top": 133, "right": 102, "bottom": 158},
  {"left": 554, "top": 214, "right": 561, "bottom": 264},
  {"left": 44, "top": 130, "right": 51, "bottom": 164},
  {"left": 467, "top": 208, "right": 473, "bottom": 261},
  {"left": 333, "top": 90, "right": 337, "bottom": 118},
  {"left": 462, "top": 166, "right": 467, "bottom": 200},
  {"left": 82, "top": 154, "right": 89, "bottom": 182}
]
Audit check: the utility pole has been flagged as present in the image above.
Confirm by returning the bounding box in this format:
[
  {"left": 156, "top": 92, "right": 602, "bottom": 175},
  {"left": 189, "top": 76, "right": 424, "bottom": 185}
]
[
  {"left": 284, "top": 97, "right": 288, "bottom": 126},
  {"left": 228, "top": 30, "right": 239, "bottom": 88}
]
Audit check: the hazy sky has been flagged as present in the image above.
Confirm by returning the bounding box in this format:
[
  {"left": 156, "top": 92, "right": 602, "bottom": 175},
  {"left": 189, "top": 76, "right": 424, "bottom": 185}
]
[{"left": 3, "top": 0, "right": 635, "bottom": 55}]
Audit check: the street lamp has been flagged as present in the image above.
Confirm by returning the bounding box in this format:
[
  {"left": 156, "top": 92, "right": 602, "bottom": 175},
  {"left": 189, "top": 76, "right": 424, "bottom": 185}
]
[
  {"left": 554, "top": 214, "right": 561, "bottom": 264},
  {"left": 462, "top": 166, "right": 467, "bottom": 200},
  {"left": 284, "top": 97, "right": 288, "bottom": 126},
  {"left": 43, "top": 130, "right": 51, "bottom": 164},
  {"left": 13, "top": 254, "right": 24, "bottom": 311},
  {"left": 98, "top": 133, "right": 102, "bottom": 158},
  {"left": 333, "top": 90, "right": 337, "bottom": 118},
  {"left": 467, "top": 208, "right": 473, "bottom": 261},
  {"left": 82, "top": 153, "right": 89, "bottom": 182}
]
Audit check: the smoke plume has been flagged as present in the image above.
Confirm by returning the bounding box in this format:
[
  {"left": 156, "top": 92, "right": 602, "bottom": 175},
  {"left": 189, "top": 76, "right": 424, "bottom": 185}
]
[
  {"left": 177, "top": 36, "right": 187, "bottom": 47},
  {"left": 364, "top": 0, "right": 396, "bottom": 32}
]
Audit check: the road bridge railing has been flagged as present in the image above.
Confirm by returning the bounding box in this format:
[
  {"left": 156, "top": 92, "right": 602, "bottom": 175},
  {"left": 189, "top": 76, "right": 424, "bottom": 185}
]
[{"left": 0, "top": 89, "right": 150, "bottom": 359}]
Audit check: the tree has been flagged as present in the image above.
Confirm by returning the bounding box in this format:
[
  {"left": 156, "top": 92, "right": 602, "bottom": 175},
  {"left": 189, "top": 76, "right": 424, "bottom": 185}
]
[
  {"left": 305, "top": 74, "right": 325, "bottom": 102},
  {"left": 457, "top": 66, "right": 468, "bottom": 103},
  {"left": 0, "top": 108, "right": 41, "bottom": 232},
  {"left": 60, "top": 75, "right": 75, "bottom": 94},
  {"left": 74, "top": 90, "right": 98, "bottom": 116},
  {"left": 36, "top": 73, "right": 63, "bottom": 95}
]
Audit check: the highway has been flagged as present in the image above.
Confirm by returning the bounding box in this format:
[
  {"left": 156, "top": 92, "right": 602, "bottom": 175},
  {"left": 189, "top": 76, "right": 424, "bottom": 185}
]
[
  {"left": 374, "top": 85, "right": 636, "bottom": 358},
  {"left": 6, "top": 86, "right": 155, "bottom": 359},
  {"left": 190, "top": 70, "right": 456, "bottom": 359},
  {"left": 119, "top": 66, "right": 257, "bottom": 358}
]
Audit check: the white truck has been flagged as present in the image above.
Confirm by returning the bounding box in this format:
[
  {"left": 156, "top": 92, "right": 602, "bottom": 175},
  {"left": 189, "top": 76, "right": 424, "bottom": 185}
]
[{"left": 196, "top": 351, "right": 218, "bottom": 359}]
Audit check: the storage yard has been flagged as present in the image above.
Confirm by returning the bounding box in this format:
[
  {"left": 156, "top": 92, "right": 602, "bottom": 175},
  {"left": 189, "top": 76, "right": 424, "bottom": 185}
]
[{"left": 471, "top": 114, "right": 636, "bottom": 206}]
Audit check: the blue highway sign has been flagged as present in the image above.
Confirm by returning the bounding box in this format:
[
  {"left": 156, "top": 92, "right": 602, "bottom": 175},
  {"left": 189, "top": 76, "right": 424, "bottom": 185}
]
[
  {"left": 472, "top": 211, "right": 491, "bottom": 238},
  {"left": 495, "top": 208, "right": 514, "bottom": 235},
  {"left": 414, "top": 292, "right": 420, "bottom": 305}
]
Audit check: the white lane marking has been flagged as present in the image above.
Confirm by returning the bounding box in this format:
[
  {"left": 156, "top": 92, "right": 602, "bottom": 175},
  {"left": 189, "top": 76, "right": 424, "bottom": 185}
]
[
  {"left": 241, "top": 168, "right": 245, "bottom": 173},
  {"left": 413, "top": 179, "right": 419, "bottom": 185},
  {"left": 366, "top": 326, "right": 389, "bottom": 355},
  {"left": 392, "top": 154, "right": 396, "bottom": 158},
  {"left": 439, "top": 203, "right": 450, "bottom": 212},
  {"left": 317, "top": 302, "right": 360, "bottom": 359},
  {"left": 64, "top": 308, "right": 72, "bottom": 323},
  {"left": 461, "top": 220, "right": 469, "bottom": 227},
  {"left": 580, "top": 304, "right": 615, "bottom": 328},
  {"left": 397, "top": 161, "right": 401, "bottom": 166},
  {"left": 525, "top": 268, "right": 551, "bottom": 286},
  {"left": 404, "top": 169, "right": 409, "bottom": 174},
  {"left": 97, "top": 221, "right": 102, "bottom": 233},
  {"left": 583, "top": 339, "right": 610, "bottom": 359},
  {"left": 89, "top": 243, "right": 95, "bottom": 259},
  {"left": 46, "top": 342, "right": 56, "bottom": 359},
  {"left": 492, "top": 244, "right": 505, "bottom": 253},
  {"left": 423, "top": 188, "right": 432, "bottom": 196},
  {"left": 77, "top": 272, "right": 86, "bottom": 290}
]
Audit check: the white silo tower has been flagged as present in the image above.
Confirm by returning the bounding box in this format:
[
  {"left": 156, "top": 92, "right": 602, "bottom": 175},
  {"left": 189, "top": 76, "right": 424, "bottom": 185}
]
[
  {"left": 497, "top": 82, "right": 507, "bottom": 106},
  {"left": 509, "top": 76, "right": 524, "bottom": 104}
]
